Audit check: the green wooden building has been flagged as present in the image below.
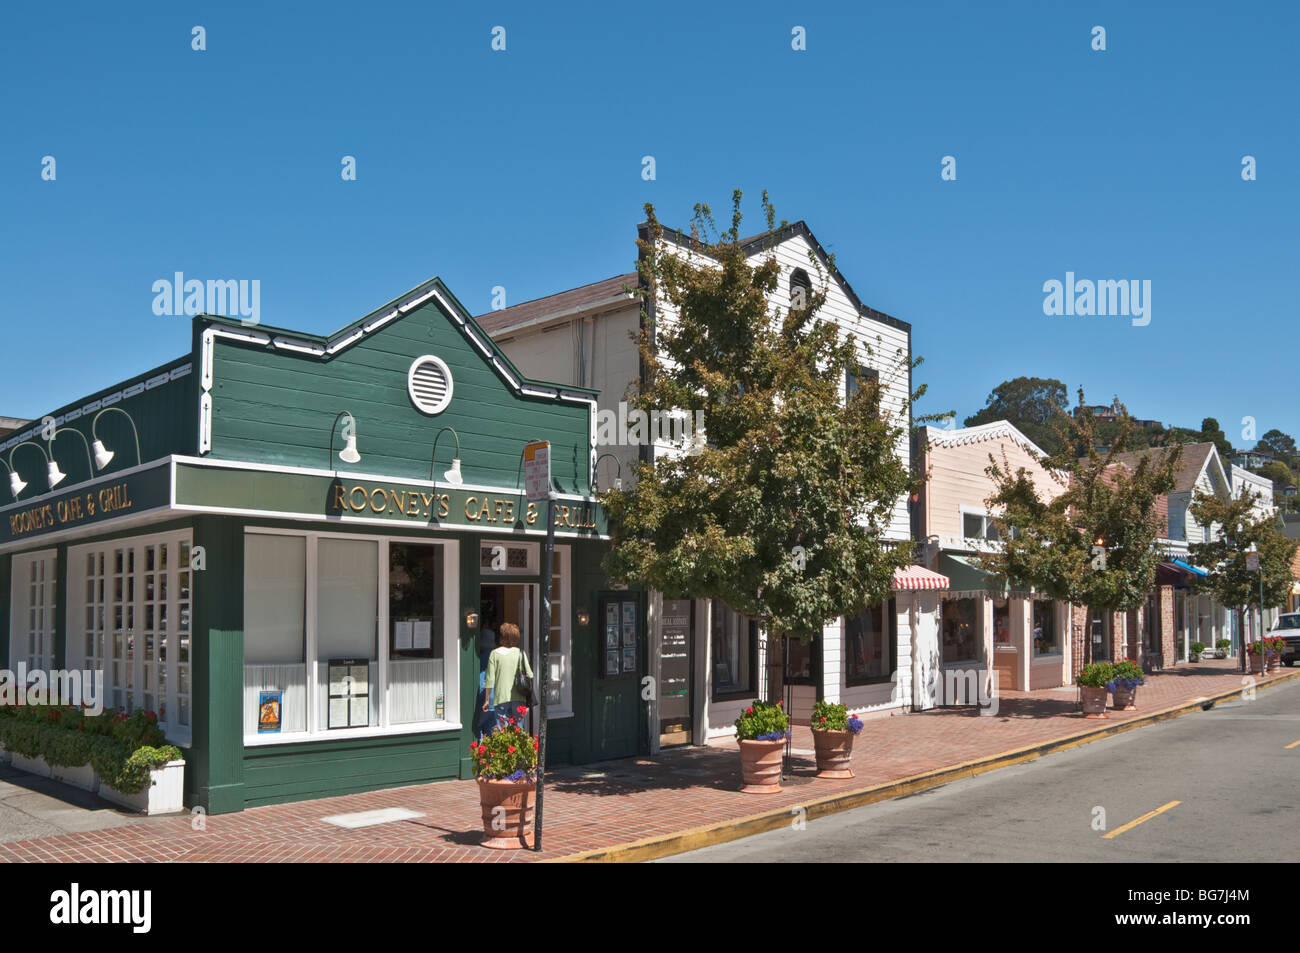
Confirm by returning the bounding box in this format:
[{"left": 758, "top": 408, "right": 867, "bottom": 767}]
[{"left": 0, "top": 279, "right": 647, "bottom": 813}]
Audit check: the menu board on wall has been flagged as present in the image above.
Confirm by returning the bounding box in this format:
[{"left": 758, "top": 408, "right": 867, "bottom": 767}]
[
  {"left": 327, "top": 659, "right": 370, "bottom": 729},
  {"left": 601, "top": 597, "right": 640, "bottom": 677},
  {"left": 659, "top": 599, "right": 691, "bottom": 726}
]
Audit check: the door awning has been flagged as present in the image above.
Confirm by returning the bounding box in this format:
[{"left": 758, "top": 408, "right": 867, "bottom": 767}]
[
  {"left": 1171, "top": 559, "right": 1208, "bottom": 577},
  {"left": 939, "top": 552, "right": 1009, "bottom": 594},
  {"left": 893, "top": 565, "right": 950, "bottom": 591}
]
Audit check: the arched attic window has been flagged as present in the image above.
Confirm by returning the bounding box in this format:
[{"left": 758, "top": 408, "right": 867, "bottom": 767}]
[{"left": 789, "top": 268, "right": 812, "bottom": 313}]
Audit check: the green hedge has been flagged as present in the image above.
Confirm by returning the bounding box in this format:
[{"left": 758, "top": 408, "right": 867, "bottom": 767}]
[{"left": 0, "top": 705, "right": 183, "bottom": 794}]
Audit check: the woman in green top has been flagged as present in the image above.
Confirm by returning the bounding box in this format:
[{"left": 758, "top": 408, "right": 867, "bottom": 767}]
[{"left": 482, "top": 622, "right": 533, "bottom": 735}]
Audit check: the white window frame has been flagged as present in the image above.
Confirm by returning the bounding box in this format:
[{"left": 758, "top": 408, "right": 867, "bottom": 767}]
[
  {"left": 241, "top": 527, "right": 461, "bottom": 746},
  {"left": 66, "top": 530, "right": 194, "bottom": 746},
  {"left": 479, "top": 539, "right": 539, "bottom": 575},
  {"left": 9, "top": 549, "right": 57, "bottom": 674},
  {"left": 545, "top": 545, "right": 573, "bottom": 718}
]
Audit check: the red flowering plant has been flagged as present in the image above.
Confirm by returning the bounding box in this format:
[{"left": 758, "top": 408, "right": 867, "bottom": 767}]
[
  {"left": 733, "top": 700, "right": 790, "bottom": 742},
  {"left": 470, "top": 705, "right": 539, "bottom": 781},
  {"left": 810, "top": 699, "right": 864, "bottom": 735}
]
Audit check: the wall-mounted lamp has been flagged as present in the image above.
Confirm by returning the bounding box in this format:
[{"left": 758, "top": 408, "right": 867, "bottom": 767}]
[
  {"left": 576, "top": 609, "right": 591, "bottom": 627},
  {"left": 595, "top": 452, "right": 623, "bottom": 492},
  {"left": 465, "top": 609, "right": 480, "bottom": 629},
  {"left": 432, "top": 427, "right": 463, "bottom": 487},
  {"left": 0, "top": 459, "right": 23, "bottom": 501},
  {"left": 330, "top": 411, "right": 361, "bottom": 466},
  {"left": 8, "top": 442, "right": 52, "bottom": 497},
  {"left": 91, "top": 407, "right": 142, "bottom": 471},
  {"left": 50, "top": 428, "right": 93, "bottom": 489}
]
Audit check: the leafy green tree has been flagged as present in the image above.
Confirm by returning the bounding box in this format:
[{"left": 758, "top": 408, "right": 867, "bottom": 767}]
[
  {"left": 1256, "top": 429, "right": 1298, "bottom": 467},
  {"left": 964, "top": 377, "right": 1069, "bottom": 454},
  {"left": 1189, "top": 492, "right": 1298, "bottom": 671},
  {"left": 978, "top": 395, "right": 1182, "bottom": 663},
  {"left": 604, "top": 191, "right": 925, "bottom": 651},
  {"left": 1258, "top": 460, "right": 1295, "bottom": 495},
  {"left": 1199, "top": 417, "right": 1234, "bottom": 461}
]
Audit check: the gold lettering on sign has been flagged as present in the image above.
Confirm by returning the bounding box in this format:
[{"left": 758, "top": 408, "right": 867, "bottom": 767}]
[
  {"left": 406, "top": 492, "right": 421, "bottom": 517},
  {"left": 437, "top": 494, "right": 449, "bottom": 518},
  {"left": 368, "top": 488, "right": 387, "bottom": 513},
  {"left": 420, "top": 492, "right": 436, "bottom": 516},
  {"left": 349, "top": 486, "right": 368, "bottom": 510},
  {"left": 526, "top": 503, "right": 537, "bottom": 525},
  {"left": 465, "top": 496, "right": 479, "bottom": 521},
  {"left": 389, "top": 489, "right": 406, "bottom": 513},
  {"left": 332, "top": 484, "right": 347, "bottom": 511}
]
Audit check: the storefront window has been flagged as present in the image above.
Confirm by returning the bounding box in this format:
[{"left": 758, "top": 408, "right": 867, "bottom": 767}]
[
  {"left": 1144, "top": 592, "right": 1160, "bottom": 653},
  {"left": 784, "top": 636, "right": 819, "bottom": 684},
  {"left": 10, "top": 551, "right": 56, "bottom": 673},
  {"left": 846, "top": 599, "right": 895, "bottom": 685},
  {"left": 244, "top": 534, "right": 307, "bottom": 734},
  {"left": 1032, "top": 600, "right": 1058, "bottom": 655},
  {"left": 1090, "top": 608, "right": 1110, "bottom": 661},
  {"left": 242, "top": 532, "right": 456, "bottom": 740},
  {"left": 1176, "top": 596, "right": 1186, "bottom": 661},
  {"left": 387, "top": 543, "right": 443, "bottom": 725},
  {"left": 711, "top": 601, "right": 756, "bottom": 699},
  {"left": 992, "top": 597, "right": 1011, "bottom": 644},
  {"left": 67, "top": 530, "right": 193, "bottom": 743},
  {"left": 942, "top": 597, "right": 979, "bottom": 663}
]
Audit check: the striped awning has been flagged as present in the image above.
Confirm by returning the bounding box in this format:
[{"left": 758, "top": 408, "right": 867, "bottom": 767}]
[{"left": 893, "top": 565, "right": 950, "bottom": 590}]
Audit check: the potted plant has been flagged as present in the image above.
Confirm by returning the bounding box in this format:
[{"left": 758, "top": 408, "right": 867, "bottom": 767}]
[
  {"left": 1106, "top": 658, "right": 1145, "bottom": 711},
  {"left": 1077, "top": 662, "right": 1114, "bottom": 717},
  {"left": 1247, "top": 638, "right": 1271, "bottom": 674},
  {"left": 810, "top": 700, "right": 864, "bottom": 779},
  {"left": 470, "top": 706, "right": 538, "bottom": 849},
  {"left": 1190, "top": 641, "right": 1205, "bottom": 662},
  {"left": 1267, "top": 634, "right": 1285, "bottom": 673},
  {"left": 733, "top": 700, "right": 789, "bottom": 794},
  {"left": 1215, "top": 638, "right": 1231, "bottom": 660}
]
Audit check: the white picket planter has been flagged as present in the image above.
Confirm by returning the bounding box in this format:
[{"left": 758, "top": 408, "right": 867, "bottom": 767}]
[
  {"left": 98, "top": 760, "right": 185, "bottom": 815},
  {"left": 11, "top": 752, "right": 51, "bottom": 778},
  {"left": 51, "top": 762, "right": 98, "bottom": 793}
]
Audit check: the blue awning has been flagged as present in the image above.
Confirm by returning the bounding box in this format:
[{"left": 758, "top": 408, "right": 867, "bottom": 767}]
[{"left": 1171, "top": 559, "right": 1208, "bottom": 577}]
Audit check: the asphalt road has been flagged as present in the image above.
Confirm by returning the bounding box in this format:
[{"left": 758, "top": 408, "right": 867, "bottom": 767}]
[{"left": 662, "top": 678, "right": 1300, "bottom": 863}]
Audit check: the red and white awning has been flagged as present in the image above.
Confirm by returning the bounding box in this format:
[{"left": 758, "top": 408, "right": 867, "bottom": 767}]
[{"left": 892, "top": 565, "right": 950, "bottom": 591}]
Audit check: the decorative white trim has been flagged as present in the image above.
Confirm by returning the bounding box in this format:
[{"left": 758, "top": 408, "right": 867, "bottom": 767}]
[{"left": 924, "top": 420, "right": 1049, "bottom": 459}]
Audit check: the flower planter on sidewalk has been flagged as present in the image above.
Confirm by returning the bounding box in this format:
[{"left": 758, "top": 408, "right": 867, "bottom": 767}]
[
  {"left": 98, "top": 760, "right": 186, "bottom": 815},
  {"left": 11, "top": 752, "right": 52, "bottom": 778},
  {"left": 476, "top": 777, "right": 536, "bottom": 849},
  {"left": 737, "top": 738, "right": 786, "bottom": 793},
  {"left": 51, "top": 762, "right": 98, "bottom": 793}
]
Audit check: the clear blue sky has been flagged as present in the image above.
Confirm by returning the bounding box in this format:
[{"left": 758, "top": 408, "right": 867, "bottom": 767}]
[{"left": 3, "top": 1, "right": 1296, "bottom": 445}]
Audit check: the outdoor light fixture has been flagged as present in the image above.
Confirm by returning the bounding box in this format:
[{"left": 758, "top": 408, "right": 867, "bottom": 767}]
[
  {"left": 50, "top": 428, "right": 94, "bottom": 490},
  {"left": 8, "top": 442, "right": 53, "bottom": 498},
  {"left": 91, "top": 407, "right": 142, "bottom": 471},
  {"left": 577, "top": 609, "right": 591, "bottom": 627},
  {"left": 595, "top": 452, "right": 623, "bottom": 492},
  {"left": 432, "top": 427, "right": 463, "bottom": 487},
  {"left": 329, "top": 411, "right": 361, "bottom": 466},
  {"left": 1, "top": 459, "right": 25, "bottom": 499},
  {"left": 465, "top": 609, "right": 480, "bottom": 629}
]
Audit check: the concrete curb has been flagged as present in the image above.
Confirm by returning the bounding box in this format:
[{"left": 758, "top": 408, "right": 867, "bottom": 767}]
[{"left": 549, "top": 668, "right": 1300, "bottom": 863}]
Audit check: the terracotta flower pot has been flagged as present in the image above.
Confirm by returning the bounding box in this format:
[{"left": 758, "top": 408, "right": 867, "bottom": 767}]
[
  {"left": 1111, "top": 685, "right": 1138, "bottom": 711},
  {"left": 477, "top": 777, "right": 536, "bottom": 849},
  {"left": 738, "top": 738, "right": 785, "bottom": 794},
  {"left": 812, "top": 729, "right": 855, "bottom": 779},
  {"left": 1267, "top": 653, "right": 1281, "bottom": 674},
  {"left": 1080, "top": 685, "right": 1108, "bottom": 718},
  {"left": 1249, "top": 654, "right": 1265, "bottom": 675}
]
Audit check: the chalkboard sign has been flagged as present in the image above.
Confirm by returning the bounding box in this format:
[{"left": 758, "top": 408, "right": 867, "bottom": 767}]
[{"left": 659, "top": 599, "right": 692, "bottom": 730}]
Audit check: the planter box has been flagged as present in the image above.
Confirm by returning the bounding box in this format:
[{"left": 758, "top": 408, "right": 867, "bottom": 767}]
[
  {"left": 0, "top": 740, "right": 10, "bottom": 766},
  {"left": 98, "top": 760, "right": 185, "bottom": 815},
  {"left": 11, "top": 752, "right": 51, "bottom": 778},
  {"left": 50, "top": 762, "right": 98, "bottom": 793}
]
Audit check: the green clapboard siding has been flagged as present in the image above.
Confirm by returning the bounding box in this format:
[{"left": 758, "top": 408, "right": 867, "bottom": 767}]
[
  {"left": 4, "top": 356, "right": 195, "bottom": 497},
  {"left": 206, "top": 294, "right": 595, "bottom": 496}
]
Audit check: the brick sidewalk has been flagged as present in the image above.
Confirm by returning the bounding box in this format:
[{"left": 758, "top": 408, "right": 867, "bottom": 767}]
[{"left": 0, "top": 658, "right": 1287, "bottom": 862}]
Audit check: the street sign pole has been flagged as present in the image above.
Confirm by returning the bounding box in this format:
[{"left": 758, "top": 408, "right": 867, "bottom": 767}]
[{"left": 523, "top": 440, "right": 553, "bottom": 852}]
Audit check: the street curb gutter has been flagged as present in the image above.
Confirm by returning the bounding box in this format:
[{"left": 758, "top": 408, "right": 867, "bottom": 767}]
[{"left": 549, "top": 668, "right": 1300, "bottom": 863}]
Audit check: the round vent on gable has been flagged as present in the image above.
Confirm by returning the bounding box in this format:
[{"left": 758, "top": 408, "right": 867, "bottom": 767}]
[{"left": 408, "top": 355, "right": 453, "bottom": 415}]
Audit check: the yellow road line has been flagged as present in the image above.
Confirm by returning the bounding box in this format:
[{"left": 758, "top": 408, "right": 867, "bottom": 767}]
[
  {"left": 1103, "top": 800, "right": 1181, "bottom": 839},
  {"left": 1285, "top": 740, "right": 1300, "bottom": 750}
]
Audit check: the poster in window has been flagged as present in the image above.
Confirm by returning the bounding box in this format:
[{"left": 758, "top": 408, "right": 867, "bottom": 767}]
[
  {"left": 622, "top": 646, "right": 637, "bottom": 674},
  {"left": 257, "top": 691, "right": 282, "bottom": 734},
  {"left": 605, "top": 649, "right": 621, "bottom": 677},
  {"left": 621, "top": 602, "right": 636, "bottom": 628},
  {"left": 327, "top": 659, "right": 370, "bottom": 729},
  {"left": 605, "top": 623, "right": 620, "bottom": 649},
  {"left": 606, "top": 604, "right": 618, "bottom": 627}
]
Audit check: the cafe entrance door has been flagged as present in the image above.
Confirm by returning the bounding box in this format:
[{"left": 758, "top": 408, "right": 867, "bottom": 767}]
[{"left": 658, "top": 599, "right": 694, "bottom": 747}]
